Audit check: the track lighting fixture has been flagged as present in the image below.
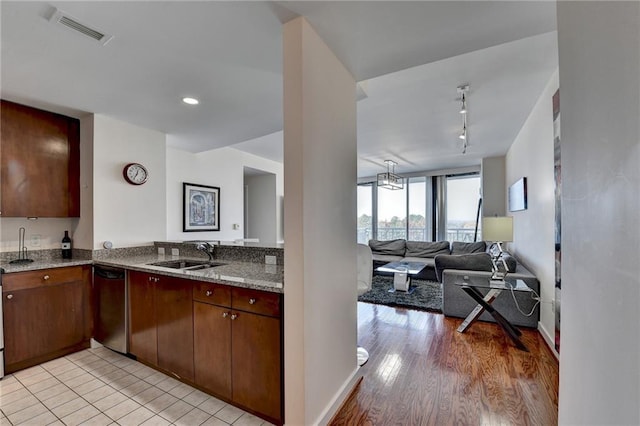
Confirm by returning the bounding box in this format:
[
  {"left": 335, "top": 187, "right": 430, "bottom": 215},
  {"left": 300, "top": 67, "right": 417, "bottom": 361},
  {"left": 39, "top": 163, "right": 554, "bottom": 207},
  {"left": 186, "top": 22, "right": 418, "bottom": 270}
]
[
  {"left": 460, "top": 93, "right": 467, "bottom": 114},
  {"left": 457, "top": 84, "right": 469, "bottom": 154}
]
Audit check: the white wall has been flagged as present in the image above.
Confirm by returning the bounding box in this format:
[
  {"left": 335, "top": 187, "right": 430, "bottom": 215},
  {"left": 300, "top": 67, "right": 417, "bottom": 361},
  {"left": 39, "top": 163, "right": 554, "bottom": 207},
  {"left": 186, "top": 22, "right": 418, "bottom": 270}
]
[
  {"left": 166, "top": 146, "right": 283, "bottom": 242},
  {"left": 283, "top": 17, "right": 358, "bottom": 425},
  {"left": 0, "top": 217, "right": 78, "bottom": 252},
  {"left": 245, "top": 173, "right": 277, "bottom": 244},
  {"left": 481, "top": 156, "right": 506, "bottom": 217},
  {"left": 505, "top": 70, "right": 558, "bottom": 351},
  {"left": 92, "top": 114, "right": 167, "bottom": 249},
  {"left": 557, "top": 2, "right": 640, "bottom": 424}
]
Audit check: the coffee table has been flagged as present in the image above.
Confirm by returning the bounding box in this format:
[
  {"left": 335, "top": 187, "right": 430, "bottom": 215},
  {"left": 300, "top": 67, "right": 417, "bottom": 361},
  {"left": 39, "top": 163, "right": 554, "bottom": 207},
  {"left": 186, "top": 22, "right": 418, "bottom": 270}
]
[
  {"left": 376, "top": 261, "right": 428, "bottom": 294},
  {"left": 454, "top": 274, "right": 534, "bottom": 351}
]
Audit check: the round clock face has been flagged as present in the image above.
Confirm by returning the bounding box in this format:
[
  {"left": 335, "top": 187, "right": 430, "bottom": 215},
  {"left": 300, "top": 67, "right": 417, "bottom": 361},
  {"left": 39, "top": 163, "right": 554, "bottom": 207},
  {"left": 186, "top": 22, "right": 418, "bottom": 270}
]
[{"left": 123, "top": 163, "right": 148, "bottom": 185}]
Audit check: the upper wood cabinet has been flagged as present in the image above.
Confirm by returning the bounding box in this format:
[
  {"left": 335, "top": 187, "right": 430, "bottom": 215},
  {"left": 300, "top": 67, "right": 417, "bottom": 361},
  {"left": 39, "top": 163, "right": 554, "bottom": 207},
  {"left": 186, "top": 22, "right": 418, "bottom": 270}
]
[{"left": 0, "top": 100, "right": 80, "bottom": 217}]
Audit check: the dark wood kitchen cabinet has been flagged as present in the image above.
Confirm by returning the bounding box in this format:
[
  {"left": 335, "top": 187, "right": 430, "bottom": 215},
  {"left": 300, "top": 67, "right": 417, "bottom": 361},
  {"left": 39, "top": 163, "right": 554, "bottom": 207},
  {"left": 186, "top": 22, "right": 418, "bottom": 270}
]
[
  {"left": 156, "top": 277, "right": 194, "bottom": 381},
  {"left": 128, "top": 270, "right": 158, "bottom": 365},
  {"left": 2, "top": 266, "right": 92, "bottom": 374},
  {"left": 194, "top": 284, "right": 282, "bottom": 424},
  {"left": 193, "top": 300, "right": 232, "bottom": 399},
  {"left": 0, "top": 100, "right": 80, "bottom": 218},
  {"left": 128, "top": 271, "right": 194, "bottom": 381},
  {"left": 230, "top": 288, "right": 282, "bottom": 423}
]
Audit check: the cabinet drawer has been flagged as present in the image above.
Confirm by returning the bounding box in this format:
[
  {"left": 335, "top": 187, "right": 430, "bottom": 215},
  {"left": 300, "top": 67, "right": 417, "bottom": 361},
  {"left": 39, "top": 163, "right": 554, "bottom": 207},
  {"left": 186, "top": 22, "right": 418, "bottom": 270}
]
[
  {"left": 4, "top": 266, "right": 84, "bottom": 291},
  {"left": 232, "top": 288, "right": 280, "bottom": 317},
  {"left": 193, "top": 282, "right": 231, "bottom": 307}
]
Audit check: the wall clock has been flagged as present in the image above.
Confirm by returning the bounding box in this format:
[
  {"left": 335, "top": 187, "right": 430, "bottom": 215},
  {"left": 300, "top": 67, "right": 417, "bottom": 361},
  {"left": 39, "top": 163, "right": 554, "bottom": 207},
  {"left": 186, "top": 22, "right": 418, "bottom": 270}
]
[{"left": 123, "top": 163, "right": 148, "bottom": 185}]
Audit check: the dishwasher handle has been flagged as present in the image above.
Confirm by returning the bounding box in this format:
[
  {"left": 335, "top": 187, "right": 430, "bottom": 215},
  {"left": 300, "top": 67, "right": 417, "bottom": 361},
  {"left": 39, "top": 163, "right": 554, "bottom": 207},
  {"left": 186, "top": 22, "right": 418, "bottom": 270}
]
[{"left": 95, "top": 266, "right": 125, "bottom": 280}]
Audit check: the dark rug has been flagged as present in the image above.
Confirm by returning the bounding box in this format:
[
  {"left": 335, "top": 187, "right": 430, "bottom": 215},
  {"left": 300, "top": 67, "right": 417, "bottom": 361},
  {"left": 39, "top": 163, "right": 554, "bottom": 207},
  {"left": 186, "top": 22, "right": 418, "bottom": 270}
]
[{"left": 358, "top": 275, "right": 442, "bottom": 312}]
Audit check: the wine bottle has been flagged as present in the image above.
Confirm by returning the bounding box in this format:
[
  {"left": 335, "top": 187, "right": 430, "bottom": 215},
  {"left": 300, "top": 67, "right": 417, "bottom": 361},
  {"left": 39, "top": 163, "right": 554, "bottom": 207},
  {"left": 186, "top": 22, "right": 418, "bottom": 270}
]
[{"left": 62, "top": 230, "right": 72, "bottom": 259}]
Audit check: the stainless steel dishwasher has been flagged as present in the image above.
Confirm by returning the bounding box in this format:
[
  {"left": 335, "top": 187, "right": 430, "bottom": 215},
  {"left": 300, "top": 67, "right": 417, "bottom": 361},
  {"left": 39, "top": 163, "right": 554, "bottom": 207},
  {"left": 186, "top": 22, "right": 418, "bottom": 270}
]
[{"left": 94, "top": 266, "right": 128, "bottom": 353}]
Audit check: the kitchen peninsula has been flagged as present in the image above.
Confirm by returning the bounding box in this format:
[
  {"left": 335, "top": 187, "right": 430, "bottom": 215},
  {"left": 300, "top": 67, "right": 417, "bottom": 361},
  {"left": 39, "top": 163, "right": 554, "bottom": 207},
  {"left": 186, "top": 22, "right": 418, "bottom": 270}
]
[{"left": 0, "top": 241, "right": 284, "bottom": 425}]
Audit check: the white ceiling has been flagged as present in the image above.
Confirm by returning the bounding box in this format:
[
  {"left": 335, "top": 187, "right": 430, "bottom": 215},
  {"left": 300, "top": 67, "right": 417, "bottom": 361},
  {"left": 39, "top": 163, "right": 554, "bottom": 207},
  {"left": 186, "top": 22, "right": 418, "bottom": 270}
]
[{"left": 0, "top": 1, "right": 558, "bottom": 178}]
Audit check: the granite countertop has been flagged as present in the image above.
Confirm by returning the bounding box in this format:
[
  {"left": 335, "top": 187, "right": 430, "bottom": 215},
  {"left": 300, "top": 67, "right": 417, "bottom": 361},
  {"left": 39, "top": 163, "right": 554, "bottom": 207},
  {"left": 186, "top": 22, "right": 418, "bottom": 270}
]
[
  {"left": 1, "top": 255, "right": 283, "bottom": 294},
  {"left": 1, "top": 258, "right": 93, "bottom": 274}
]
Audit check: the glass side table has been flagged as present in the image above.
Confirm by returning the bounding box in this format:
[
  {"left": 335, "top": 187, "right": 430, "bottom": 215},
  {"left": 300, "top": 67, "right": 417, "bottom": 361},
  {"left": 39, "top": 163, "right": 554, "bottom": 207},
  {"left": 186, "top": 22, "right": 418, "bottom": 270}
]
[{"left": 454, "top": 274, "right": 534, "bottom": 351}]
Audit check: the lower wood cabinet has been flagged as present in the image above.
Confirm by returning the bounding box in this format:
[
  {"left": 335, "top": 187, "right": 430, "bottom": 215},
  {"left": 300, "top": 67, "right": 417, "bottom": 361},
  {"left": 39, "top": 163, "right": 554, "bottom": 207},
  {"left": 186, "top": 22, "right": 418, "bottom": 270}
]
[
  {"left": 156, "top": 278, "right": 194, "bottom": 381},
  {"left": 230, "top": 307, "right": 282, "bottom": 422},
  {"left": 193, "top": 284, "right": 283, "bottom": 424},
  {"left": 129, "top": 271, "right": 283, "bottom": 424},
  {"left": 193, "top": 301, "right": 232, "bottom": 399},
  {"left": 2, "top": 266, "right": 92, "bottom": 374},
  {"left": 128, "top": 271, "right": 194, "bottom": 381},
  {"left": 129, "top": 271, "right": 158, "bottom": 365}
]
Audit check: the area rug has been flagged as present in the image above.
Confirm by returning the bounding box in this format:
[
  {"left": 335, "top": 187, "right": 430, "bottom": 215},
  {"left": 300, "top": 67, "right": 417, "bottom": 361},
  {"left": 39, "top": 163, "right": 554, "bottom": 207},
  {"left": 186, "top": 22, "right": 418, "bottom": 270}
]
[{"left": 358, "top": 275, "right": 442, "bottom": 312}]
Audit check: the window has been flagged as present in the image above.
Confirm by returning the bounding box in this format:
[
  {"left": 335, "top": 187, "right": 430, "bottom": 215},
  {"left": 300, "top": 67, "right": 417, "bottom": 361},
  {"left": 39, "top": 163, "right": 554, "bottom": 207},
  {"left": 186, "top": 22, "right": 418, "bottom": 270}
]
[
  {"left": 357, "top": 184, "right": 373, "bottom": 244},
  {"left": 377, "top": 184, "right": 407, "bottom": 240},
  {"left": 445, "top": 175, "right": 481, "bottom": 242},
  {"left": 357, "top": 169, "right": 478, "bottom": 243},
  {"left": 408, "top": 177, "right": 428, "bottom": 241}
]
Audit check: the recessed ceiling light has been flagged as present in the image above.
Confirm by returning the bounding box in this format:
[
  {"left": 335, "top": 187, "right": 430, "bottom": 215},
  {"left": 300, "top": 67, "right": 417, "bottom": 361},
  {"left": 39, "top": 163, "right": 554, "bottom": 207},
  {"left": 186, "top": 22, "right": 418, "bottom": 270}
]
[{"left": 182, "top": 97, "right": 199, "bottom": 105}]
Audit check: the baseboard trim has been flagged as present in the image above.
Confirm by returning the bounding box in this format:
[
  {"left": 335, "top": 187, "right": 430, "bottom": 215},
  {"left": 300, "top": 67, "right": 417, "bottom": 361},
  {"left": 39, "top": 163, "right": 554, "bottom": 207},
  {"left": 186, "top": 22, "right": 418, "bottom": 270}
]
[
  {"left": 315, "top": 367, "right": 363, "bottom": 425},
  {"left": 538, "top": 321, "right": 559, "bottom": 360}
]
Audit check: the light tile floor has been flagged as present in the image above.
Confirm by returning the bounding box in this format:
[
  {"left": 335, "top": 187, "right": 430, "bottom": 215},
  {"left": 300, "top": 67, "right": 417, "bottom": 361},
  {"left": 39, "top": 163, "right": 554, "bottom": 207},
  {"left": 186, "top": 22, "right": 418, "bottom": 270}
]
[{"left": 0, "top": 347, "right": 274, "bottom": 426}]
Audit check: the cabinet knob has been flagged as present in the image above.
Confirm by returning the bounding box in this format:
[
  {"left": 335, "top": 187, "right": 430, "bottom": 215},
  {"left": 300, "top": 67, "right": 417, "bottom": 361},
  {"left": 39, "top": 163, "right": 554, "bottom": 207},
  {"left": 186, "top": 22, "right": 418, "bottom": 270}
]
[
  {"left": 230, "top": 313, "right": 238, "bottom": 320},
  {"left": 249, "top": 298, "right": 256, "bottom": 305},
  {"left": 43, "top": 275, "right": 50, "bottom": 280},
  {"left": 222, "top": 312, "right": 229, "bottom": 318},
  {"left": 206, "top": 290, "right": 213, "bottom": 297},
  {"left": 6, "top": 294, "right": 13, "bottom": 300}
]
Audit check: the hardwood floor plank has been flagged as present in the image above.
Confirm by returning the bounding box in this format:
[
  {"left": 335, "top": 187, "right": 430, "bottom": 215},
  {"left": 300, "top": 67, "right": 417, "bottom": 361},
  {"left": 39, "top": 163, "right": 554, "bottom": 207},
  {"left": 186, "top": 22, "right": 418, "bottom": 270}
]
[{"left": 332, "top": 303, "right": 559, "bottom": 425}]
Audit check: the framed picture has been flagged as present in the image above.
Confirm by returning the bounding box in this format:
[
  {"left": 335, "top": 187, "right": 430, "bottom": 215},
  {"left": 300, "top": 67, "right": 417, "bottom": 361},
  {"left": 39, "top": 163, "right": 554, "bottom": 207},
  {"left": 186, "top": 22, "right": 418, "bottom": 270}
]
[
  {"left": 508, "top": 177, "right": 528, "bottom": 212},
  {"left": 183, "top": 182, "right": 220, "bottom": 232}
]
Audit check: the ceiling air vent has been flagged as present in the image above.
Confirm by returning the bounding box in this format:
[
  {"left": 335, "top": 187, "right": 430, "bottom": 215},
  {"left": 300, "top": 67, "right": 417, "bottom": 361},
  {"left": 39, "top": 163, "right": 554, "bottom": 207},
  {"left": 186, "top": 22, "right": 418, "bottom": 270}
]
[{"left": 49, "top": 8, "right": 113, "bottom": 45}]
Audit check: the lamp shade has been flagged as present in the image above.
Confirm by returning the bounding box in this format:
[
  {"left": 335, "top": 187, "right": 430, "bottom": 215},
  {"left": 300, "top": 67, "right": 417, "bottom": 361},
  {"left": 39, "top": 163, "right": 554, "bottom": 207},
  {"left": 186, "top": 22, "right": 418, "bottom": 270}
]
[{"left": 482, "top": 216, "right": 513, "bottom": 242}]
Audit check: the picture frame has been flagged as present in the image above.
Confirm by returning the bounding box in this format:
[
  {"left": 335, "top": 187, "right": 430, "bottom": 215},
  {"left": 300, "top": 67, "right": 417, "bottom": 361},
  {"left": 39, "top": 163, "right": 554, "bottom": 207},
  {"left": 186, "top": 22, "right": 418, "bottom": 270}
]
[
  {"left": 508, "top": 177, "right": 528, "bottom": 212},
  {"left": 183, "top": 182, "right": 220, "bottom": 232}
]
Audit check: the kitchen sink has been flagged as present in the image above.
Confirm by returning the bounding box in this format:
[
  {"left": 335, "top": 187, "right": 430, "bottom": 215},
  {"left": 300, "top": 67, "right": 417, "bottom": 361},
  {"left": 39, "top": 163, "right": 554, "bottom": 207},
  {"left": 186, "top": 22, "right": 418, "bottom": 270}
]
[{"left": 147, "top": 260, "right": 224, "bottom": 271}]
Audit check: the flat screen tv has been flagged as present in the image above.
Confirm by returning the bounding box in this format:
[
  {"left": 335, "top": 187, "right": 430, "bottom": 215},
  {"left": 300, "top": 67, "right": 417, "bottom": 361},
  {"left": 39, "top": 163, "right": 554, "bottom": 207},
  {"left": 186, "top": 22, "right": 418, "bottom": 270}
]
[{"left": 509, "top": 177, "right": 527, "bottom": 212}]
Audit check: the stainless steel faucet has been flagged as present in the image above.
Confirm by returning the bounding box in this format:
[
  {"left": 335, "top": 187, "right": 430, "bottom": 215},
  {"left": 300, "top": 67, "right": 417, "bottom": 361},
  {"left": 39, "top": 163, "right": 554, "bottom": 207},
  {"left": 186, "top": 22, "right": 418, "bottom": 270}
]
[{"left": 196, "top": 242, "right": 217, "bottom": 261}]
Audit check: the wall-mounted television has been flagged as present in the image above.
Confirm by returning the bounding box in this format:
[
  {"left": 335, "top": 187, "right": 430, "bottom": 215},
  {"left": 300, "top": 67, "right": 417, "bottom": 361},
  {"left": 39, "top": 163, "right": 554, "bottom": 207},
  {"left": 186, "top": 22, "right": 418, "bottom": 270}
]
[{"left": 508, "top": 177, "right": 528, "bottom": 212}]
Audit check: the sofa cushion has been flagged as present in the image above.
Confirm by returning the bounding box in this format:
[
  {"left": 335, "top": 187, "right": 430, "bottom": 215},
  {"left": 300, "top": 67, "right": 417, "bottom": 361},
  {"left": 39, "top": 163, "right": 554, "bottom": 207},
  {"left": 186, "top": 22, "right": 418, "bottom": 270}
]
[
  {"left": 372, "top": 254, "right": 404, "bottom": 264},
  {"left": 433, "top": 252, "right": 493, "bottom": 282},
  {"left": 368, "top": 239, "right": 406, "bottom": 256},
  {"left": 400, "top": 256, "right": 435, "bottom": 267},
  {"left": 451, "top": 241, "right": 486, "bottom": 255},
  {"left": 405, "top": 241, "right": 450, "bottom": 258}
]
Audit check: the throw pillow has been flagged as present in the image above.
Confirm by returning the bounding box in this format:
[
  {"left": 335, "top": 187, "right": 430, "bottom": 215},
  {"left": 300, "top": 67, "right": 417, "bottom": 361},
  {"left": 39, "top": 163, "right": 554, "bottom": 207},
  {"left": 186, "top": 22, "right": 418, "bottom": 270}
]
[
  {"left": 405, "top": 241, "right": 451, "bottom": 257},
  {"left": 368, "top": 239, "right": 406, "bottom": 256},
  {"left": 451, "top": 241, "right": 487, "bottom": 254}
]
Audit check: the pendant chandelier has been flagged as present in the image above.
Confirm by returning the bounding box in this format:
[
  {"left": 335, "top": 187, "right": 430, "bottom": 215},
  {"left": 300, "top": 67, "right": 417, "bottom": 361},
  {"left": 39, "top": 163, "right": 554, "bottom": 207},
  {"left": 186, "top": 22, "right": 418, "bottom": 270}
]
[{"left": 377, "top": 160, "right": 404, "bottom": 190}]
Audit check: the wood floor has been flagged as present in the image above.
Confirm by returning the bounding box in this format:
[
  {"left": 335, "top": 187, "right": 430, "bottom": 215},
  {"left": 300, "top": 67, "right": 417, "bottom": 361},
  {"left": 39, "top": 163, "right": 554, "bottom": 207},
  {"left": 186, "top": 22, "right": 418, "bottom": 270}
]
[{"left": 330, "top": 303, "right": 559, "bottom": 425}]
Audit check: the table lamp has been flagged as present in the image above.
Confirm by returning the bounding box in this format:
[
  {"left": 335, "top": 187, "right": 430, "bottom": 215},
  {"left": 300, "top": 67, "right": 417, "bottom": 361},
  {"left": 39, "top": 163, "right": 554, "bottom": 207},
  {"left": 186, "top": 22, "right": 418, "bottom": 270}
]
[{"left": 482, "top": 216, "right": 513, "bottom": 280}]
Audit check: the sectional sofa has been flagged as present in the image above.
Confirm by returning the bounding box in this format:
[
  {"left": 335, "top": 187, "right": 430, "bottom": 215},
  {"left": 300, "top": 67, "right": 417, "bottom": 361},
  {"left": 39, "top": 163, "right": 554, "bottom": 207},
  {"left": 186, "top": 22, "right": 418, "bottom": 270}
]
[
  {"left": 368, "top": 238, "right": 540, "bottom": 327},
  {"left": 368, "top": 238, "right": 494, "bottom": 281}
]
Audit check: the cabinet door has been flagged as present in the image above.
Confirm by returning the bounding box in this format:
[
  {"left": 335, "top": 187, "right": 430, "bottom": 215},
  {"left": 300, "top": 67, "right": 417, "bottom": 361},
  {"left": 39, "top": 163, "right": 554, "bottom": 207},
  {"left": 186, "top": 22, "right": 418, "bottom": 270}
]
[
  {"left": 232, "top": 311, "right": 282, "bottom": 422},
  {"left": 128, "top": 271, "right": 158, "bottom": 365},
  {"left": 0, "top": 100, "right": 80, "bottom": 217},
  {"left": 3, "top": 278, "right": 85, "bottom": 373},
  {"left": 193, "top": 302, "right": 232, "bottom": 399},
  {"left": 156, "top": 277, "right": 194, "bottom": 381}
]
